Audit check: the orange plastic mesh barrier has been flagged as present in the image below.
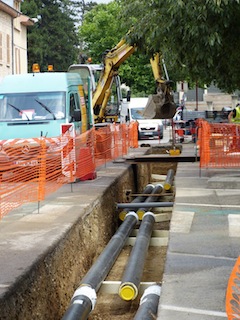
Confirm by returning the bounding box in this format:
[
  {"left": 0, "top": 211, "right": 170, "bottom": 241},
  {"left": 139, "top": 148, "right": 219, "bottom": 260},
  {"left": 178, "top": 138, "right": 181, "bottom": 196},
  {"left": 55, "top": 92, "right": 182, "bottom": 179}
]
[
  {"left": 0, "top": 122, "right": 138, "bottom": 220},
  {"left": 128, "top": 121, "right": 139, "bottom": 148},
  {"left": 226, "top": 256, "right": 240, "bottom": 319},
  {"left": 75, "top": 128, "right": 97, "bottom": 181},
  {"left": 198, "top": 119, "right": 240, "bottom": 168}
]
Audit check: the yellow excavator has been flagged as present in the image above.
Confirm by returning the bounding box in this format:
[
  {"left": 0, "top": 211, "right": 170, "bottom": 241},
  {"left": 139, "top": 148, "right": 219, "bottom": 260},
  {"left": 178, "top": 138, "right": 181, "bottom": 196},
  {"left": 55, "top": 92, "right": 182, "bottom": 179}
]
[{"left": 69, "top": 33, "right": 176, "bottom": 123}]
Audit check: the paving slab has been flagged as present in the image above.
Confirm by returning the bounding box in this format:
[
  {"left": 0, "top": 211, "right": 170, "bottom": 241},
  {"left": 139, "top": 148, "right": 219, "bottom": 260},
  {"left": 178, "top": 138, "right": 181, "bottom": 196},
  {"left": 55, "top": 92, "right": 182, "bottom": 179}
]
[{"left": 157, "top": 143, "right": 240, "bottom": 319}]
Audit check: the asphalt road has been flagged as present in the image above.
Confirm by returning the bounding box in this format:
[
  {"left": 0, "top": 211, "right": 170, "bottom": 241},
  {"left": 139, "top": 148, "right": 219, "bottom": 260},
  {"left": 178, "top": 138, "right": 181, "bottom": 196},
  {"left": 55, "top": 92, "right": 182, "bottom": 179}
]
[{"left": 138, "top": 126, "right": 171, "bottom": 147}]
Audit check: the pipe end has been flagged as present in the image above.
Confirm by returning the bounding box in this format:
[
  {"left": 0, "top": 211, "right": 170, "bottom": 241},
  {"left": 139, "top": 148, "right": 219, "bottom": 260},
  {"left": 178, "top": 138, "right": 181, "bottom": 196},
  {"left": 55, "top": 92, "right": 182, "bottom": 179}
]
[
  {"left": 164, "top": 182, "right": 171, "bottom": 191},
  {"left": 136, "top": 209, "right": 145, "bottom": 221},
  {"left": 119, "top": 210, "right": 127, "bottom": 221},
  {"left": 119, "top": 283, "right": 138, "bottom": 301}
]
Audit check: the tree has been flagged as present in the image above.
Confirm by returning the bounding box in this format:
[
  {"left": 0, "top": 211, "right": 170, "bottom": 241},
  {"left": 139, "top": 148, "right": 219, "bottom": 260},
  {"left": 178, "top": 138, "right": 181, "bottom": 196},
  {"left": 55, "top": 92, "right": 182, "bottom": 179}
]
[
  {"left": 119, "top": 0, "right": 240, "bottom": 93},
  {"left": 21, "top": 0, "right": 79, "bottom": 72},
  {"left": 78, "top": 2, "right": 156, "bottom": 95}
]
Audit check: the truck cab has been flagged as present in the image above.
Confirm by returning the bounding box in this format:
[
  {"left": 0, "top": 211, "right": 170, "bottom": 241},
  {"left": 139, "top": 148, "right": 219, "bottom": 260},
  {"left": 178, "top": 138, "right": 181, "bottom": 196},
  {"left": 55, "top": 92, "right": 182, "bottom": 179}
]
[{"left": 0, "top": 72, "right": 88, "bottom": 139}]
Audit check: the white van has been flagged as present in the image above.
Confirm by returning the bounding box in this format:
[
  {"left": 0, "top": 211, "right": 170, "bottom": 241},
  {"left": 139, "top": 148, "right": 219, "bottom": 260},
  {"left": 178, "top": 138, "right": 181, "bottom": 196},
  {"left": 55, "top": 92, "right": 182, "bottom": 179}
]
[{"left": 120, "top": 97, "right": 163, "bottom": 139}]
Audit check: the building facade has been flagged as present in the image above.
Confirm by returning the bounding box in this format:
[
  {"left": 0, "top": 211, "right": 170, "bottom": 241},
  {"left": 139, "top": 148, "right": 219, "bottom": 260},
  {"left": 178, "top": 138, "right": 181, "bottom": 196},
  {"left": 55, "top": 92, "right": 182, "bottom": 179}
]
[{"left": 0, "top": 0, "right": 33, "bottom": 82}]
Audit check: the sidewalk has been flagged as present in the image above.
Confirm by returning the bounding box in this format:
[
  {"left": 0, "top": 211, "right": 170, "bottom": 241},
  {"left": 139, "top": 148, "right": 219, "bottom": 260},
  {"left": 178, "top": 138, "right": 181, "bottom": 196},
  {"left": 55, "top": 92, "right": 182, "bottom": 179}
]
[{"left": 158, "top": 143, "right": 240, "bottom": 319}]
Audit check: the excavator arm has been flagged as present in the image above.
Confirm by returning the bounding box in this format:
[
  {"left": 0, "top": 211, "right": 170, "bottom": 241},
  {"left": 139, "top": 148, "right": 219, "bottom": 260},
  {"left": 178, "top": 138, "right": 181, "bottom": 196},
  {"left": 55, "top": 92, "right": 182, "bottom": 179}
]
[
  {"left": 92, "top": 38, "right": 136, "bottom": 123},
  {"left": 93, "top": 34, "right": 176, "bottom": 123},
  {"left": 142, "top": 53, "right": 176, "bottom": 119}
]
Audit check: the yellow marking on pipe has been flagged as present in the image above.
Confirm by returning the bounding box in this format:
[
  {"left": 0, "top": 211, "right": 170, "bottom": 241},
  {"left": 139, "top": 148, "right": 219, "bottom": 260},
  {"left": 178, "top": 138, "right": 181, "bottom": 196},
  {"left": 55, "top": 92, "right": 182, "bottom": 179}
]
[{"left": 119, "top": 282, "right": 138, "bottom": 301}]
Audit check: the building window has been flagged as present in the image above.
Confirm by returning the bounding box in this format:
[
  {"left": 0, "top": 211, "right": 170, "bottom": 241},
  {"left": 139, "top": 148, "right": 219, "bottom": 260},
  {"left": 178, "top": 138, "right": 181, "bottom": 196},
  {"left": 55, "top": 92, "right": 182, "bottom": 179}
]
[
  {"left": 15, "top": 47, "right": 21, "bottom": 74},
  {"left": 14, "top": 1, "right": 20, "bottom": 11},
  {"left": 6, "top": 34, "right": 10, "bottom": 66}
]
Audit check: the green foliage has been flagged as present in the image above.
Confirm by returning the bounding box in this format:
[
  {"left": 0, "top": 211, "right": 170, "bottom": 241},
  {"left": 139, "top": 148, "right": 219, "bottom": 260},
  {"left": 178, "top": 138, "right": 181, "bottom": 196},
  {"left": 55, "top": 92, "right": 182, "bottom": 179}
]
[
  {"left": 119, "top": 0, "right": 240, "bottom": 92},
  {"left": 78, "top": 2, "right": 156, "bottom": 95},
  {"left": 79, "top": 2, "right": 127, "bottom": 62},
  {"left": 21, "top": 0, "right": 79, "bottom": 72}
]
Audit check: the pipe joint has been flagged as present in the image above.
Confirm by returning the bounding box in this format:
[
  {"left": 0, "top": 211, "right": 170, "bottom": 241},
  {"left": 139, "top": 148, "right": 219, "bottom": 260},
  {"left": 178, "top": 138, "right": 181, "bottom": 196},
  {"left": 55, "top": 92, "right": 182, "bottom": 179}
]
[
  {"left": 140, "top": 284, "right": 161, "bottom": 305},
  {"left": 145, "top": 183, "right": 155, "bottom": 188},
  {"left": 142, "top": 211, "right": 155, "bottom": 220},
  {"left": 125, "top": 211, "right": 138, "bottom": 221},
  {"left": 72, "top": 285, "right": 97, "bottom": 310},
  {"left": 155, "top": 183, "right": 164, "bottom": 189}
]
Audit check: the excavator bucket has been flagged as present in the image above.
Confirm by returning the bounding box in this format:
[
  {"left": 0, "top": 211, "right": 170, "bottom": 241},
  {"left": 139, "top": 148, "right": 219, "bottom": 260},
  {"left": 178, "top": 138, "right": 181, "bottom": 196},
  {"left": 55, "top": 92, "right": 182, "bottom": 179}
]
[{"left": 143, "top": 92, "right": 176, "bottom": 119}]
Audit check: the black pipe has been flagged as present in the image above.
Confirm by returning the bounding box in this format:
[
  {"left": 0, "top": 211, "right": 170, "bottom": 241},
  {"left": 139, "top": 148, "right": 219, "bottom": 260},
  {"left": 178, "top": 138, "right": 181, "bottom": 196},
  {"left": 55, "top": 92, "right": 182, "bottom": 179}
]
[
  {"left": 119, "top": 184, "right": 155, "bottom": 221},
  {"left": 62, "top": 288, "right": 94, "bottom": 320},
  {"left": 62, "top": 211, "right": 139, "bottom": 320},
  {"left": 119, "top": 212, "right": 155, "bottom": 301},
  {"left": 117, "top": 202, "right": 173, "bottom": 209},
  {"left": 164, "top": 168, "right": 175, "bottom": 191},
  {"left": 133, "top": 284, "right": 161, "bottom": 320},
  {"left": 136, "top": 184, "right": 164, "bottom": 219}
]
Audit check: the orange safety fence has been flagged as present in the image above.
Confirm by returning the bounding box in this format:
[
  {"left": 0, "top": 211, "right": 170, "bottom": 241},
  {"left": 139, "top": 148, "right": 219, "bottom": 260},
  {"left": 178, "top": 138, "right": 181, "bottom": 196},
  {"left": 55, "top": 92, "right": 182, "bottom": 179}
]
[
  {"left": 226, "top": 256, "right": 240, "bottom": 319},
  {"left": 0, "top": 122, "right": 138, "bottom": 220},
  {"left": 198, "top": 119, "right": 240, "bottom": 168}
]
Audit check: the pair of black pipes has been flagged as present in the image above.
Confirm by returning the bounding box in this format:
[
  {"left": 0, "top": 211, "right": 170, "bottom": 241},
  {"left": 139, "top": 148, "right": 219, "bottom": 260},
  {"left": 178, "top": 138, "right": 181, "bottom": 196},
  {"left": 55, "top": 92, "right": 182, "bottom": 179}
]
[
  {"left": 62, "top": 177, "right": 174, "bottom": 320},
  {"left": 119, "top": 183, "right": 164, "bottom": 301},
  {"left": 62, "top": 211, "right": 139, "bottom": 320}
]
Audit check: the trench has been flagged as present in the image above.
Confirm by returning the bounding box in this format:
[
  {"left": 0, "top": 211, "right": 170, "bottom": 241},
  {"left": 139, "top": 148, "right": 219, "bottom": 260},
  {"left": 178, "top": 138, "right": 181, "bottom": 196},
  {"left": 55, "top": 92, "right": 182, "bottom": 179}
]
[
  {"left": 88, "top": 147, "right": 176, "bottom": 320},
  {"left": 0, "top": 146, "right": 177, "bottom": 320}
]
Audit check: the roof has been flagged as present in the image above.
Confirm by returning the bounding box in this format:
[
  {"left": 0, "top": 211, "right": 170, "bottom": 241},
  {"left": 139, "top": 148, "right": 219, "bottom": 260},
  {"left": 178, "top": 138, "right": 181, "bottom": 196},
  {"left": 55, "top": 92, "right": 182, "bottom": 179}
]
[
  {"left": 0, "top": 72, "right": 83, "bottom": 93},
  {"left": 0, "top": 0, "right": 19, "bottom": 17},
  {"left": 0, "top": 1, "right": 34, "bottom": 25}
]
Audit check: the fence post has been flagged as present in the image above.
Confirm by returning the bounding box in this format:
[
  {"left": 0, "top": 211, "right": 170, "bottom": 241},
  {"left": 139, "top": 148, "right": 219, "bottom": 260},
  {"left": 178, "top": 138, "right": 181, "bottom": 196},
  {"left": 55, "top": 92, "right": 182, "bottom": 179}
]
[{"left": 38, "top": 138, "right": 47, "bottom": 202}]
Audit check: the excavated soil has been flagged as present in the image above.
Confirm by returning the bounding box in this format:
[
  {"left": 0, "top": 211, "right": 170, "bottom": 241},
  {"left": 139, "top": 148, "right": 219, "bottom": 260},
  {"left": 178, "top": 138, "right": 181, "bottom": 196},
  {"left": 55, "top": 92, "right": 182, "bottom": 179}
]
[{"left": 0, "top": 146, "right": 176, "bottom": 320}]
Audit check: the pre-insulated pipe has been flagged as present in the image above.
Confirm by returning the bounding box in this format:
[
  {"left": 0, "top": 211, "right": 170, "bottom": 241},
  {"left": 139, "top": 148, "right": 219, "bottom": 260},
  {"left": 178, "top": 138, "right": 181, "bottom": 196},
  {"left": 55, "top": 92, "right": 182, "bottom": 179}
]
[
  {"left": 62, "top": 286, "right": 95, "bottom": 320},
  {"left": 164, "top": 168, "right": 175, "bottom": 191},
  {"left": 136, "top": 184, "right": 164, "bottom": 219},
  {"left": 62, "top": 211, "right": 139, "bottom": 320},
  {"left": 133, "top": 284, "right": 161, "bottom": 320},
  {"left": 80, "top": 211, "right": 138, "bottom": 290},
  {"left": 119, "top": 212, "right": 155, "bottom": 301},
  {"left": 117, "top": 202, "right": 173, "bottom": 209},
  {"left": 119, "top": 184, "right": 155, "bottom": 221}
]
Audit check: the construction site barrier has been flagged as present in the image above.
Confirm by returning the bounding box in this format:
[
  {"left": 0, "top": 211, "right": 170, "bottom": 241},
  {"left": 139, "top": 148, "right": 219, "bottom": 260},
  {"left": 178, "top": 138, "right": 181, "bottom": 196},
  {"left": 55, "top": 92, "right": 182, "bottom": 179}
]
[
  {"left": 0, "top": 122, "right": 138, "bottom": 220},
  {"left": 198, "top": 119, "right": 240, "bottom": 168},
  {"left": 226, "top": 256, "right": 240, "bottom": 319}
]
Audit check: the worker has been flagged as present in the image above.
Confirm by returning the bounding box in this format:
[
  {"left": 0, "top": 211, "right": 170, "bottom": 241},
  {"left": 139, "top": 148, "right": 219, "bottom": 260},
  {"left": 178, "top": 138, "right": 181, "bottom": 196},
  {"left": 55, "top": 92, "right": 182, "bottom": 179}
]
[
  {"left": 228, "top": 104, "right": 240, "bottom": 151},
  {"left": 228, "top": 104, "right": 240, "bottom": 123}
]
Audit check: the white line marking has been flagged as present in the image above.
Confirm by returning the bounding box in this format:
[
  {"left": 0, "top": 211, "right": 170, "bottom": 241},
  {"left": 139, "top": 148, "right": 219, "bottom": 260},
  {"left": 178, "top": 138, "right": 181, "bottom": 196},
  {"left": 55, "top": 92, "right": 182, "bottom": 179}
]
[
  {"left": 169, "top": 251, "right": 236, "bottom": 261},
  {"left": 171, "top": 211, "right": 194, "bottom": 233},
  {"left": 228, "top": 214, "right": 240, "bottom": 237},
  {"left": 160, "top": 305, "right": 227, "bottom": 317},
  {"left": 177, "top": 202, "right": 240, "bottom": 208}
]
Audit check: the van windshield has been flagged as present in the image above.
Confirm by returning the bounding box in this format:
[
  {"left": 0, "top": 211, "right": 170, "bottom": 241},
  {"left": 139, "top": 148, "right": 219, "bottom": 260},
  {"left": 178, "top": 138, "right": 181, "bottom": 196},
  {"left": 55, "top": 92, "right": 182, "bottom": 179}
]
[
  {"left": 130, "top": 108, "right": 145, "bottom": 120},
  {"left": 0, "top": 92, "right": 66, "bottom": 121}
]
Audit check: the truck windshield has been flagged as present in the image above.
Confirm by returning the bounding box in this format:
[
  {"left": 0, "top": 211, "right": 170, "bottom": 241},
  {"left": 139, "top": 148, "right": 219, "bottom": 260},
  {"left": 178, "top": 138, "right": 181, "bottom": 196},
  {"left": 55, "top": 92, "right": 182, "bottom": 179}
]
[
  {"left": 130, "top": 108, "right": 145, "bottom": 120},
  {"left": 0, "top": 92, "right": 66, "bottom": 121}
]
